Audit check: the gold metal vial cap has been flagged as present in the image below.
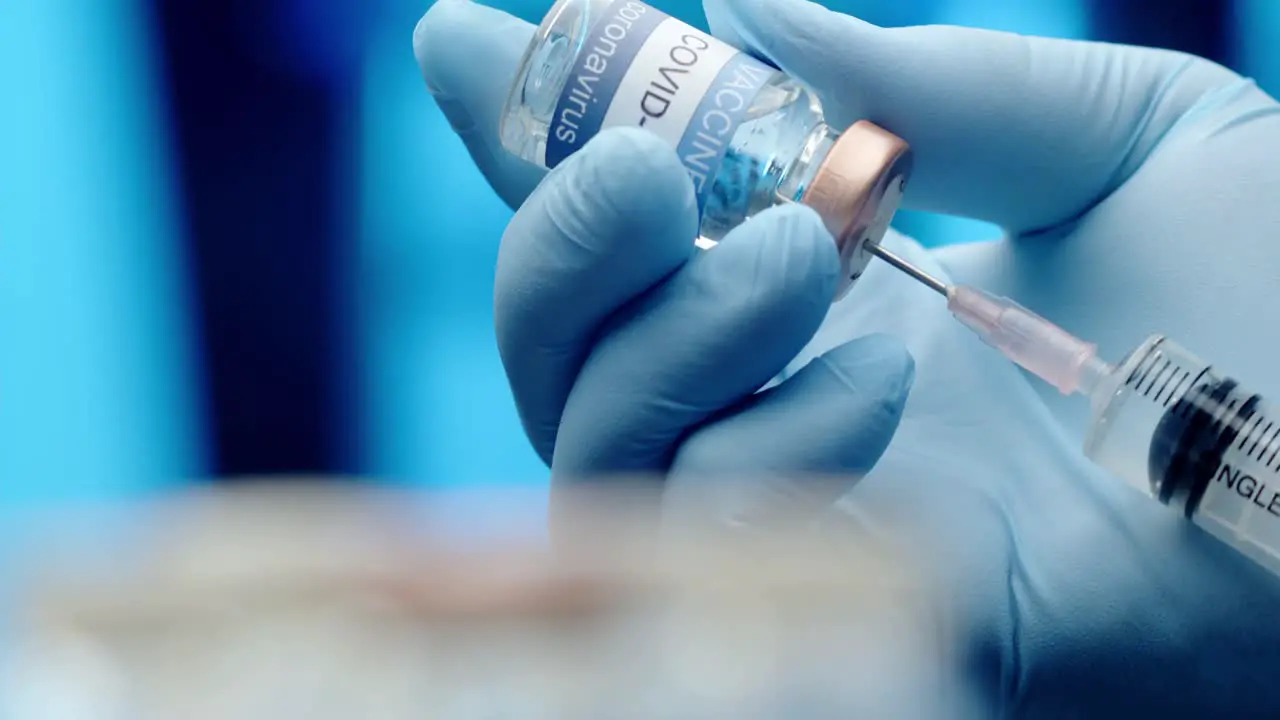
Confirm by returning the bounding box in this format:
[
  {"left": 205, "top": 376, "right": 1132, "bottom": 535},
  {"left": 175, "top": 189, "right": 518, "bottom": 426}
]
[{"left": 801, "top": 121, "right": 913, "bottom": 300}]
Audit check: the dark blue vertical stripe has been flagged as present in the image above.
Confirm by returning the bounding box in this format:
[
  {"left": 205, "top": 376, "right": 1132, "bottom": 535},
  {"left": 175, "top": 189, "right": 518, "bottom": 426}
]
[{"left": 152, "top": 0, "right": 348, "bottom": 477}]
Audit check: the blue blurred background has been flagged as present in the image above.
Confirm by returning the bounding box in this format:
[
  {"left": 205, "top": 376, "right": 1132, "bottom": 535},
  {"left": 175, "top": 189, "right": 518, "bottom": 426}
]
[{"left": 2, "top": 0, "right": 1278, "bottom": 506}]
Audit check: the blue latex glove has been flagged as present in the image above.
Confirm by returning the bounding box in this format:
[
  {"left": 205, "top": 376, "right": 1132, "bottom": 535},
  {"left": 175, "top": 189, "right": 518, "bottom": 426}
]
[{"left": 415, "top": 0, "right": 1280, "bottom": 713}]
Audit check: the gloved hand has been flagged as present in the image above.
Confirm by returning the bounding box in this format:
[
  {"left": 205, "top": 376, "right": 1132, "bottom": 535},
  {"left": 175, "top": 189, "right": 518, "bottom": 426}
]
[{"left": 414, "top": 0, "right": 1280, "bottom": 714}]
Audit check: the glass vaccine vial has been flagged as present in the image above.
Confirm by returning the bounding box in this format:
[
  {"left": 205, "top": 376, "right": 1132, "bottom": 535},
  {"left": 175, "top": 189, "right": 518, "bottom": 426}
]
[{"left": 500, "top": 0, "right": 914, "bottom": 299}]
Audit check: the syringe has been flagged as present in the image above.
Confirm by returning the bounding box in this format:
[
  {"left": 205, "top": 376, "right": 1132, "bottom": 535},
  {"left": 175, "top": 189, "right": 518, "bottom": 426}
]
[{"left": 869, "top": 244, "right": 1280, "bottom": 579}]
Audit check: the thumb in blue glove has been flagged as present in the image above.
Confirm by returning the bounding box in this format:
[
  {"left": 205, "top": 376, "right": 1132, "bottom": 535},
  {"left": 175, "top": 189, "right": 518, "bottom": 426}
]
[{"left": 707, "top": 0, "right": 1239, "bottom": 233}]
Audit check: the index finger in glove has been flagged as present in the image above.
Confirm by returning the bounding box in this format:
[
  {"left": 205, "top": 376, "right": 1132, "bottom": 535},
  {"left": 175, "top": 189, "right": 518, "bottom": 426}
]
[{"left": 496, "top": 127, "right": 699, "bottom": 465}]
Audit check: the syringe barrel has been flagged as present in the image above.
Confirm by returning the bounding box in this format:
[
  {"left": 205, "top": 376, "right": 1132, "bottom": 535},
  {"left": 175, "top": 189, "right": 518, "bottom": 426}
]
[{"left": 1086, "top": 336, "right": 1280, "bottom": 577}]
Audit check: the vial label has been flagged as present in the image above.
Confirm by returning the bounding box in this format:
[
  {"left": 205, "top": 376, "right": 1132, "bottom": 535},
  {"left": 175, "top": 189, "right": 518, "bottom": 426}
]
[{"left": 545, "top": 0, "right": 776, "bottom": 213}]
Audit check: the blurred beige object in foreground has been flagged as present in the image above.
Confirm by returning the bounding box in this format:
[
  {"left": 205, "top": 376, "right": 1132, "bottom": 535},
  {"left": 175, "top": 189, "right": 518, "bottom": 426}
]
[{"left": 1, "top": 483, "right": 966, "bottom": 719}]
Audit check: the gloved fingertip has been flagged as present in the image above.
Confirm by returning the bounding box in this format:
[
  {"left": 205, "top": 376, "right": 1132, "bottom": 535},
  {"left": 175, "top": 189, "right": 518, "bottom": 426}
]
[
  {"left": 412, "top": 3, "right": 440, "bottom": 55},
  {"left": 715, "top": 203, "right": 840, "bottom": 308},
  {"left": 411, "top": 0, "right": 547, "bottom": 206},
  {"left": 701, "top": 0, "right": 747, "bottom": 49},
  {"left": 497, "top": 128, "right": 696, "bottom": 325},
  {"left": 412, "top": 0, "right": 465, "bottom": 83},
  {"left": 814, "top": 334, "right": 916, "bottom": 411},
  {"left": 413, "top": 0, "right": 526, "bottom": 95},
  {"left": 549, "top": 127, "right": 699, "bottom": 243}
]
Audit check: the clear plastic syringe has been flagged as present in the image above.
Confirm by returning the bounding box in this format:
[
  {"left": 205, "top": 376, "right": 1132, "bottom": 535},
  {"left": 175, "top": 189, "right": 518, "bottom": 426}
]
[{"left": 870, "top": 244, "right": 1280, "bottom": 578}]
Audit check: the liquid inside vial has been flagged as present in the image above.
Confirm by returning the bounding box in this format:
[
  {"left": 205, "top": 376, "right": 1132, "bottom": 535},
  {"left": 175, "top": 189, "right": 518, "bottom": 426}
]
[{"left": 500, "top": 0, "right": 833, "bottom": 244}]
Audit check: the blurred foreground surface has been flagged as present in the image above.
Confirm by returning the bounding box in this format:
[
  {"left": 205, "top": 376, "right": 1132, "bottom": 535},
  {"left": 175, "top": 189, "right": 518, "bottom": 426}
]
[{"left": 0, "top": 483, "right": 966, "bottom": 719}]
